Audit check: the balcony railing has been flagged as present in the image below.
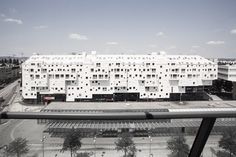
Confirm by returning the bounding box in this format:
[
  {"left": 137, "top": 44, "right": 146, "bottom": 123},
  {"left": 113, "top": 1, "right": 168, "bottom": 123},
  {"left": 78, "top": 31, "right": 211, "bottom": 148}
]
[{"left": 1, "top": 110, "right": 236, "bottom": 157}]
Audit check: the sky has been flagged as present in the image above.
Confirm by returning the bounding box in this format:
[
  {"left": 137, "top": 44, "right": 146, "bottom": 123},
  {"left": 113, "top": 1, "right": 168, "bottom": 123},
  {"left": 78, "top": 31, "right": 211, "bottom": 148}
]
[{"left": 0, "top": 0, "right": 236, "bottom": 58}]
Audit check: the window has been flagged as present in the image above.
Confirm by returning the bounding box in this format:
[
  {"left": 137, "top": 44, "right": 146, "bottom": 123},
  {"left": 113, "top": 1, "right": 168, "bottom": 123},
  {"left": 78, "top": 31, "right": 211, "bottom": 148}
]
[
  {"left": 99, "top": 75, "right": 103, "bottom": 79},
  {"left": 93, "top": 75, "right": 97, "bottom": 79},
  {"left": 115, "top": 74, "right": 119, "bottom": 79},
  {"left": 96, "top": 63, "right": 101, "bottom": 67}
]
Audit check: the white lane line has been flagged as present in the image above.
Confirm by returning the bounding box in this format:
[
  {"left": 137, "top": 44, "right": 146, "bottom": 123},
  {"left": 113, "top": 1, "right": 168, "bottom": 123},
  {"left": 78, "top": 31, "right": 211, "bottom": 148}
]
[
  {"left": 0, "top": 119, "right": 11, "bottom": 126},
  {"left": 10, "top": 120, "right": 25, "bottom": 140}
]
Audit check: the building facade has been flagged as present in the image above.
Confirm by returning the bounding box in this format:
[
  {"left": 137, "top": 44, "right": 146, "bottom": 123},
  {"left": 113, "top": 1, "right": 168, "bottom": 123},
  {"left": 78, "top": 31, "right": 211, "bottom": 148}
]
[
  {"left": 218, "top": 62, "right": 236, "bottom": 99},
  {"left": 218, "top": 64, "right": 236, "bottom": 82},
  {"left": 22, "top": 52, "right": 217, "bottom": 102}
]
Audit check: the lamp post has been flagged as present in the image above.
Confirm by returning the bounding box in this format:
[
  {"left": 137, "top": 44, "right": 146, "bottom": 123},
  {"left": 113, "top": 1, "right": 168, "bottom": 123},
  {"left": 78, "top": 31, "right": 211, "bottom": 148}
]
[
  {"left": 41, "top": 135, "right": 46, "bottom": 157},
  {"left": 179, "top": 93, "right": 183, "bottom": 104},
  {"left": 149, "top": 135, "right": 153, "bottom": 157},
  {"left": 0, "top": 145, "right": 8, "bottom": 157},
  {"left": 93, "top": 136, "right": 96, "bottom": 157},
  {"left": 4, "top": 145, "right": 8, "bottom": 157}
]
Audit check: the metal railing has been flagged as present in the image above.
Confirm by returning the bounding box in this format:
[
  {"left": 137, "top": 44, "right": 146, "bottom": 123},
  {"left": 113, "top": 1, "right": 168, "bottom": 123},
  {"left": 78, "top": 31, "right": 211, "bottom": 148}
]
[{"left": 1, "top": 110, "right": 236, "bottom": 157}]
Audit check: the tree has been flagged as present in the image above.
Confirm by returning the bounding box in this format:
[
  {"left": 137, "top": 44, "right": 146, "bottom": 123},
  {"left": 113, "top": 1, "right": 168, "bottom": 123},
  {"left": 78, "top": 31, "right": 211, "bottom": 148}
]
[
  {"left": 61, "top": 128, "right": 82, "bottom": 157},
  {"left": 115, "top": 132, "right": 136, "bottom": 157},
  {"left": 9, "top": 58, "right": 12, "bottom": 64},
  {"left": 217, "top": 128, "right": 236, "bottom": 157},
  {"left": 5, "top": 137, "right": 29, "bottom": 157},
  {"left": 16, "top": 59, "right": 20, "bottom": 65},
  {"left": 13, "top": 58, "right": 17, "bottom": 65},
  {"left": 167, "top": 135, "right": 190, "bottom": 157}
]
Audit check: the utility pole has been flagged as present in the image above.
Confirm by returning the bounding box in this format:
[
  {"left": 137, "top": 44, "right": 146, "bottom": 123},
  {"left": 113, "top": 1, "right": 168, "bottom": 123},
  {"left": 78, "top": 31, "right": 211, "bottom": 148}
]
[
  {"left": 41, "top": 135, "right": 46, "bottom": 157},
  {"left": 149, "top": 135, "right": 153, "bottom": 157},
  {"left": 93, "top": 136, "right": 96, "bottom": 157}
]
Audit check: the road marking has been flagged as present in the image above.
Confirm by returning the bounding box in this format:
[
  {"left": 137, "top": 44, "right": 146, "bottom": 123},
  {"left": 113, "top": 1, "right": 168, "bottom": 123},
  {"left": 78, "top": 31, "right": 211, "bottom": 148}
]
[
  {"left": 0, "top": 119, "right": 11, "bottom": 126},
  {"left": 10, "top": 120, "right": 25, "bottom": 140}
]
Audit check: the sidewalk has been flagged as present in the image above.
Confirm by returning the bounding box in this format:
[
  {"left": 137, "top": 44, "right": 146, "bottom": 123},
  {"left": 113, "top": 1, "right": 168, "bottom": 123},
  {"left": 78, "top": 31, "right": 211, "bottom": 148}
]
[{"left": 8, "top": 84, "right": 43, "bottom": 112}]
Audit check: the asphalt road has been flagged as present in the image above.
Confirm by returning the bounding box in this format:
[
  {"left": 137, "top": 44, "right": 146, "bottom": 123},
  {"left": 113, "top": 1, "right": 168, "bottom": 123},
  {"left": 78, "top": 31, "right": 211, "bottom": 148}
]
[
  {"left": 0, "top": 119, "right": 22, "bottom": 146},
  {"left": 0, "top": 79, "right": 19, "bottom": 111},
  {"left": 0, "top": 79, "right": 19, "bottom": 99}
]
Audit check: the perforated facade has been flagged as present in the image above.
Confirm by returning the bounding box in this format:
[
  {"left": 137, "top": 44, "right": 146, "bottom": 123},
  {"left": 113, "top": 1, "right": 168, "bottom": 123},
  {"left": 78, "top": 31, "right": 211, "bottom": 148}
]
[{"left": 22, "top": 52, "right": 217, "bottom": 101}]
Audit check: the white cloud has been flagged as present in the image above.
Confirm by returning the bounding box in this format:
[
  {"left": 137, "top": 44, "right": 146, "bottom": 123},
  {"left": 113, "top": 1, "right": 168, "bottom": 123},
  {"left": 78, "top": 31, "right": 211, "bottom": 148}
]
[
  {"left": 34, "top": 25, "right": 48, "bottom": 29},
  {"left": 206, "top": 41, "right": 225, "bottom": 45},
  {"left": 106, "top": 42, "right": 118, "bottom": 45},
  {"left": 156, "top": 32, "right": 165, "bottom": 36},
  {"left": 4, "top": 18, "right": 23, "bottom": 24},
  {"left": 69, "top": 33, "right": 88, "bottom": 40},
  {"left": 230, "top": 29, "right": 236, "bottom": 34}
]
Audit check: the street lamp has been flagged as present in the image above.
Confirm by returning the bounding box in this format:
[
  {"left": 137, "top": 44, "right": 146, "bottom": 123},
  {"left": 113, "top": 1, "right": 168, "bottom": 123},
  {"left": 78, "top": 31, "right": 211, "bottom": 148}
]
[
  {"left": 4, "top": 145, "right": 8, "bottom": 157},
  {"left": 179, "top": 93, "right": 183, "bottom": 104},
  {"left": 93, "top": 136, "right": 96, "bottom": 157},
  {"left": 149, "top": 135, "right": 153, "bottom": 157},
  {"left": 41, "top": 135, "right": 46, "bottom": 157},
  {"left": 0, "top": 145, "right": 8, "bottom": 157}
]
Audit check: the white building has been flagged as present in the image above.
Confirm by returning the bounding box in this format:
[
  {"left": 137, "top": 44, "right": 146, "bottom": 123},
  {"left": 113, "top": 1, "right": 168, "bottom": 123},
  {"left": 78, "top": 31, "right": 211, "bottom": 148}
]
[
  {"left": 22, "top": 52, "right": 217, "bottom": 102},
  {"left": 218, "top": 64, "right": 236, "bottom": 82},
  {"left": 218, "top": 63, "right": 236, "bottom": 99}
]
